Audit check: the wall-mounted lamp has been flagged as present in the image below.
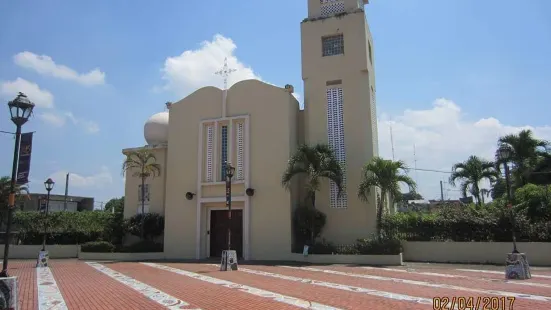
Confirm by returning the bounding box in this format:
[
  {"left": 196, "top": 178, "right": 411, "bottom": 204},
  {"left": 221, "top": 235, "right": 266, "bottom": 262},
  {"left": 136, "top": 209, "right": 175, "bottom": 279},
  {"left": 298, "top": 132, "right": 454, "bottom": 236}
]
[
  {"left": 245, "top": 188, "right": 255, "bottom": 197},
  {"left": 185, "top": 192, "right": 195, "bottom": 200}
]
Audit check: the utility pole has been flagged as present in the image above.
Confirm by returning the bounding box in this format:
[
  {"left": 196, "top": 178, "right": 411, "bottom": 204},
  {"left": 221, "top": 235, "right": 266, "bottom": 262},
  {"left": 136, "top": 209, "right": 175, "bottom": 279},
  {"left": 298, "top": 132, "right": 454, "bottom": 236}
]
[
  {"left": 440, "top": 180, "right": 444, "bottom": 201},
  {"left": 63, "top": 173, "right": 69, "bottom": 211}
]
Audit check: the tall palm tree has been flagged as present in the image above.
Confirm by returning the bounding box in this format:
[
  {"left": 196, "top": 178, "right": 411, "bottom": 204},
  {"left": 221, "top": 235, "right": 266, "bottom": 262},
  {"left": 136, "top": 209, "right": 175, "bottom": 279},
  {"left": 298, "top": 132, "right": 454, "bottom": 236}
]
[
  {"left": 282, "top": 143, "right": 344, "bottom": 245},
  {"left": 498, "top": 129, "right": 549, "bottom": 186},
  {"left": 0, "top": 176, "right": 29, "bottom": 230},
  {"left": 449, "top": 155, "right": 498, "bottom": 206},
  {"left": 357, "top": 157, "right": 416, "bottom": 238},
  {"left": 122, "top": 150, "right": 161, "bottom": 239}
]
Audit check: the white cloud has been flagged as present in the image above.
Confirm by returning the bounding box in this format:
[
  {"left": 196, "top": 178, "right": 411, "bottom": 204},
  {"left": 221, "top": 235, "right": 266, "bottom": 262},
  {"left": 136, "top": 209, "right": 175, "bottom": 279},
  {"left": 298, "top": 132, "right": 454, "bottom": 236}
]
[
  {"left": 378, "top": 98, "right": 551, "bottom": 200},
  {"left": 0, "top": 78, "right": 54, "bottom": 108},
  {"left": 39, "top": 111, "right": 99, "bottom": 133},
  {"left": 49, "top": 166, "right": 113, "bottom": 189},
  {"left": 14, "top": 51, "right": 105, "bottom": 86},
  {"left": 160, "top": 34, "right": 302, "bottom": 103}
]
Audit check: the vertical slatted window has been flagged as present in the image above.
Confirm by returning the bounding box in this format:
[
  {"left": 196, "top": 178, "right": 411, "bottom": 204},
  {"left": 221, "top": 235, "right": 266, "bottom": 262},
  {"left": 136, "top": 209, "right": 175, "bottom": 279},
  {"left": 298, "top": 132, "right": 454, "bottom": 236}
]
[
  {"left": 206, "top": 125, "right": 214, "bottom": 182},
  {"left": 236, "top": 122, "right": 245, "bottom": 180},
  {"left": 220, "top": 125, "right": 228, "bottom": 180},
  {"left": 326, "top": 87, "right": 347, "bottom": 208}
]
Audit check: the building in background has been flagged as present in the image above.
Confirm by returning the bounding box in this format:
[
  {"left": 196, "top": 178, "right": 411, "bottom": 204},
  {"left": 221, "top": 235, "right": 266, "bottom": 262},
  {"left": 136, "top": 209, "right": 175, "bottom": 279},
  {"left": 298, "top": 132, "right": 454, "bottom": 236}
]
[{"left": 21, "top": 193, "right": 94, "bottom": 212}]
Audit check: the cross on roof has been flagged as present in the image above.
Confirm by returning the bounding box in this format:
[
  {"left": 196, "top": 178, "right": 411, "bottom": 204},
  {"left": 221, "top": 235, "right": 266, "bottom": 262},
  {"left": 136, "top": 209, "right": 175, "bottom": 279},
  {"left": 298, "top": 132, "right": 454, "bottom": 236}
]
[{"left": 215, "top": 57, "right": 236, "bottom": 90}]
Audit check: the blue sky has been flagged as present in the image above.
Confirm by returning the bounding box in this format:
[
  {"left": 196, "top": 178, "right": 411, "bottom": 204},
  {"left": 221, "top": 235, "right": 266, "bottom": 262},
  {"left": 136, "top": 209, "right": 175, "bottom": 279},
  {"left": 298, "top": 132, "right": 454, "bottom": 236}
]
[{"left": 1, "top": 0, "right": 550, "bottom": 206}]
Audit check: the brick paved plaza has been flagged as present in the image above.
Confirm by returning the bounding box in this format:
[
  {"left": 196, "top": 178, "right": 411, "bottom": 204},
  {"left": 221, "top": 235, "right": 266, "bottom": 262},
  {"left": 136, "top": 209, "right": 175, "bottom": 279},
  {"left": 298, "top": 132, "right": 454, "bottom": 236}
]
[{"left": 7, "top": 259, "right": 551, "bottom": 309}]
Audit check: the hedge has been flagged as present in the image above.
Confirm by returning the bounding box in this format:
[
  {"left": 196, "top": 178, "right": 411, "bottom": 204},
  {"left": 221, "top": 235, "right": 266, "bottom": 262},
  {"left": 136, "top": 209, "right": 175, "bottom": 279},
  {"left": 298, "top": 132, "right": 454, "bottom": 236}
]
[
  {"left": 13, "top": 211, "right": 115, "bottom": 245},
  {"left": 381, "top": 206, "right": 551, "bottom": 242}
]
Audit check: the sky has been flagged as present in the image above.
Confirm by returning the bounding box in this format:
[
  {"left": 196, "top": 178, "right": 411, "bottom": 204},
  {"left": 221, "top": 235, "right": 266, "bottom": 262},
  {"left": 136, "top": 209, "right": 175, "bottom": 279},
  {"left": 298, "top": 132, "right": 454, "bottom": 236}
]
[{"left": 1, "top": 0, "right": 550, "bottom": 208}]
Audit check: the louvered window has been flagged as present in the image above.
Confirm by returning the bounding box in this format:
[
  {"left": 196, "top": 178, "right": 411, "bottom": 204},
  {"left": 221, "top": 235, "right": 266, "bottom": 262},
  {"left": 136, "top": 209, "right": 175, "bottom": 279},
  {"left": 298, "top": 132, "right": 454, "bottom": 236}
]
[
  {"left": 326, "top": 87, "right": 347, "bottom": 208},
  {"left": 236, "top": 122, "right": 245, "bottom": 180},
  {"left": 221, "top": 125, "right": 228, "bottom": 180},
  {"left": 206, "top": 125, "right": 215, "bottom": 182}
]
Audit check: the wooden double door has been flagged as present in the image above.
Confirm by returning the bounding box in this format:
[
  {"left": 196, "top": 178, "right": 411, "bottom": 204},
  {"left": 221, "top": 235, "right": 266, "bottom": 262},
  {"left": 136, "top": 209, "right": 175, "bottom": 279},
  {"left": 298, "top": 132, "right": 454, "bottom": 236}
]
[{"left": 209, "top": 209, "right": 243, "bottom": 258}]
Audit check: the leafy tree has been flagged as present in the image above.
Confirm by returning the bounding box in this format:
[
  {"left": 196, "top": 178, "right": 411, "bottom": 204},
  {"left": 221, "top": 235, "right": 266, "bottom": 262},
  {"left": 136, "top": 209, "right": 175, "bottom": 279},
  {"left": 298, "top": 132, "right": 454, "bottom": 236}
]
[
  {"left": 0, "top": 176, "right": 29, "bottom": 230},
  {"left": 491, "top": 176, "right": 507, "bottom": 200},
  {"left": 449, "top": 156, "right": 498, "bottom": 206},
  {"left": 528, "top": 152, "right": 551, "bottom": 185},
  {"left": 282, "top": 144, "right": 343, "bottom": 245},
  {"left": 498, "top": 129, "right": 549, "bottom": 187},
  {"left": 104, "top": 197, "right": 125, "bottom": 245},
  {"left": 514, "top": 184, "right": 551, "bottom": 221},
  {"left": 121, "top": 150, "right": 161, "bottom": 239},
  {"left": 357, "top": 157, "right": 416, "bottom": 238},
  {"left": 126, "top": 213, "right": 164, "bottom": 241},
  {"left": 397, "top": 191, "right": 423, "bottom": 202},
  {"left": 104, "top": 197, "right": 124, "bottom": 214}
]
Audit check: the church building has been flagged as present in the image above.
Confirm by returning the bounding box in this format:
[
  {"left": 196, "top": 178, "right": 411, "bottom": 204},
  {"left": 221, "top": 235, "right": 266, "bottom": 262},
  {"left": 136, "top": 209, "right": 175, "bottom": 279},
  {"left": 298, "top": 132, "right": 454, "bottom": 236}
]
[{"left": 122, "top": 0, "right": 378, "bottom": 261}]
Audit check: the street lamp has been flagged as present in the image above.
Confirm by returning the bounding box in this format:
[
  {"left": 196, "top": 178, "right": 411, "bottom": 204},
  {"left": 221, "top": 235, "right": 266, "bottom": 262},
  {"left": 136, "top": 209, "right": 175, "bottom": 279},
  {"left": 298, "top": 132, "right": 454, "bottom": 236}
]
[
  {"left": 220, "top": 162, "right": 236, "bottom": 271},
  {"left": 1, "top": 93, "right": 34, "bottom": 278},
  {"left": 497, "top": 145, "right": 519, "bottom": 254},
  {"left": 42, "top": 178, "right": 55, "bottom": 251}
]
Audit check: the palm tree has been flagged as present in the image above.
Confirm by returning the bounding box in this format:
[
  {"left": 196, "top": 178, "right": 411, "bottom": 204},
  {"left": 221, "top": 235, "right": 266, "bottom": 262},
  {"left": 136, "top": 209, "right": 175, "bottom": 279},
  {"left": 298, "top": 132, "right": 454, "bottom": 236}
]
[
  {"left": 122, "top": 150, "right": 161, "bottom": 239},
  {"left": 357, "top": 157, "right": 416, "bottom": 238},
  {"left": 449, "top": 155, "right": 498, "bottom": 206},
  {"left": 282, "top": 143, "right": 344, "bottom": 245},
  {"left": 498, "top": 129, "right": 549, "bottom": 186},
  {"left": 0, "top": 176, "right": 29, "bottom": 230}
]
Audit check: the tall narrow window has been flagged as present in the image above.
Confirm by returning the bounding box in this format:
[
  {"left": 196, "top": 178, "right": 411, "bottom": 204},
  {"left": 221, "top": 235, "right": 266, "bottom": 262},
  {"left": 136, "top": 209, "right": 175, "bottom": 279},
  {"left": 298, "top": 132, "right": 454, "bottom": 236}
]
[
  {"left": 371, "top": 87, "right": 378, "bottom": 154},
  {"left": 368, "top": 41, "right": 373, "bottom": 65},
  {"left": 220, "top": 125, "right": 228, "bottom": 180},
  {"left": 326, "top": 87, "right": 347, "bottom": 208},
  {"left": 206, "top": 125, "right": 214, "bottom": 182},
  {"left": 322, "top": 34, "right": 344, "bottom": 57},
  {"left": 236, "top": 122, "right": 245, "bottom": 180}
]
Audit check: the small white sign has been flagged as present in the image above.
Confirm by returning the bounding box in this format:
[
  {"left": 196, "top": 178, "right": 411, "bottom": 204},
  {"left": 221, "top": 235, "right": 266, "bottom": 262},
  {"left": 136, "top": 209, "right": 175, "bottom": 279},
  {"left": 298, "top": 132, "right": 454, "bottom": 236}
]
[{"left": 303, "top": 245, "right": 309, "bottom": 257}]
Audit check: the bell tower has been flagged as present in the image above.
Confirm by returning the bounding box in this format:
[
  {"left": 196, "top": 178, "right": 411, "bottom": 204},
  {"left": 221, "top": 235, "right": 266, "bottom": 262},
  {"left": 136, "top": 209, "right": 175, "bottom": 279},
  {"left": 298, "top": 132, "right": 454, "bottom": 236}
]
[{"left": 301, "top": 0, "right": 378, "bottom": 243}]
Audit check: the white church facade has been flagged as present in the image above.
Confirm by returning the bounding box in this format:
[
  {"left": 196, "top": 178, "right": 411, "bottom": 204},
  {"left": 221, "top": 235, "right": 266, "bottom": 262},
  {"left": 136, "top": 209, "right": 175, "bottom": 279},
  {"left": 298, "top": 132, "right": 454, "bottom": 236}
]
[{"left": 122, "top": 0, "right": 379, "bottom": 260}]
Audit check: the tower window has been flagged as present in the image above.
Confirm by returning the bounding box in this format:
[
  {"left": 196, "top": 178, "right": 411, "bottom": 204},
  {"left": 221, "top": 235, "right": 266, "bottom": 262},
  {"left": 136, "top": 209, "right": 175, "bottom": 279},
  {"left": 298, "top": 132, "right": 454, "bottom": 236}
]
[
  {"left": 220, "top": 125, "right": 228, "bottom": 180},
  {"left": 369, "top": 41, "right": 373, "bottom": 65},
  {"left": 322, "top": 34, "right": 344, "bottom": 57},
  {"left": 320, "top": 0, "right": 345, "bottom": 17}
]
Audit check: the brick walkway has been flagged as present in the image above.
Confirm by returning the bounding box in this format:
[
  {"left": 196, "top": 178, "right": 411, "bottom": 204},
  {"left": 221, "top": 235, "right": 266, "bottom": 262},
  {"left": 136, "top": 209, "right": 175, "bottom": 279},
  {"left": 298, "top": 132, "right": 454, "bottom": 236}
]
[{"left": 4, "top": 259, "right": 551, "bottom": 309}]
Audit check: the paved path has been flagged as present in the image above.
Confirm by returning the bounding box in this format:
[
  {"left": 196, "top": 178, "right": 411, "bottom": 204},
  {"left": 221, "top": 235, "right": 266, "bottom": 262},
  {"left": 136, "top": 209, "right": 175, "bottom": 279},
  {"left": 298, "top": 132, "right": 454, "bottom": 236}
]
[{"left": 6, "top": 259, "right": 551, "bottom": 309}]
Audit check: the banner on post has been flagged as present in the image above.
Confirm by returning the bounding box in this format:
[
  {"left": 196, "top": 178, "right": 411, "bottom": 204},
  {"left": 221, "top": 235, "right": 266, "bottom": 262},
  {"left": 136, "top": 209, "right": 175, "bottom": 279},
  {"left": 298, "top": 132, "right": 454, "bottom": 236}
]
[{"left": 16, "top": 132, "right": 33, "bottom": 185}]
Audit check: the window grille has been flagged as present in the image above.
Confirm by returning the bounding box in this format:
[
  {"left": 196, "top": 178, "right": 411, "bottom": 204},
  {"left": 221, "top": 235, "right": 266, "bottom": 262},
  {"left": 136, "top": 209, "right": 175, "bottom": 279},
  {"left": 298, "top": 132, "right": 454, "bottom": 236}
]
[
  {"left": 322, "top": 34, "right": 344, "bottom": 57},
  {"left": 320, "top": 0, "right": 345, "bottom": 17},
  {"left": 206, "top": 125, "right": 214, "bottom": 182},
  {"left": 221, "top": 125, "right": 228, "bottom": 180},
  {"left": 326, "top": 87, "right": 347, "bottom": 208},
  {"left": 236, "top": 122, "right": 245, "bottom": 180}
]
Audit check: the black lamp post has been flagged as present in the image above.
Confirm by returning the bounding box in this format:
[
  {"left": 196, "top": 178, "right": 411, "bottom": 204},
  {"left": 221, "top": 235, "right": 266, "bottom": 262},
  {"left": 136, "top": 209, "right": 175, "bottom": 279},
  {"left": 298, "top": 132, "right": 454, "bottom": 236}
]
[
  {"left": 225, "top": 162, "right": 236, "bottom": 253},
  {"left": 42, "top": 178, "right": 55, "bottom": 251},
  {"left": 1, "top": 92, "right": 35, "bottom": 278},
  {"left": 497, "top": 146, "right": 519, "bottom": 254}
]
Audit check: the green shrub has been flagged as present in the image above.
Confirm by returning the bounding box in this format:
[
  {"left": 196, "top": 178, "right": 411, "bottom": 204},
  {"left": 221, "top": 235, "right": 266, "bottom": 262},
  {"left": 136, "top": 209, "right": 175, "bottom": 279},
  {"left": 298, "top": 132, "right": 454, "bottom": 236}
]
[
  {"left": 355, "top": 236, "right": 402, "bottom": 255},
  {"left": 116, "top": 240, "right": 163, "bottom": 253},
  {"left": 14, "top": 211, "right": 115, "bottom": 245},
  {"left": 381, "top": 204, "right": 551, "bottom": 242},
  {"left": 125, "top": 213, "right": 164, "bottom": 240},
  {"left": 81, "top": 241, "right": 115, "bottom": 253}
]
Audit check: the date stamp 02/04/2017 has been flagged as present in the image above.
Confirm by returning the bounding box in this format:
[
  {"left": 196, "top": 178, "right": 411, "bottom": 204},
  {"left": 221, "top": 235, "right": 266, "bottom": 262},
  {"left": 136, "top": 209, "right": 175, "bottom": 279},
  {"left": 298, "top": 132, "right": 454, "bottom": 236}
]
[{"left": 433, "top": 296, "right": 516, "bottom": 310}]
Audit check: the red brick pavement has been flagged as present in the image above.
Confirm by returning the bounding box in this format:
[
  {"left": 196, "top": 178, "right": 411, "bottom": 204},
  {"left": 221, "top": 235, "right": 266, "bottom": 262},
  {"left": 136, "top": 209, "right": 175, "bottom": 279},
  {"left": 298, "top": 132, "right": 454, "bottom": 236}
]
[
  {"left": 241, "top": 264, "right": 550, "bottom": 310},
  {"left": 49, "top": 260, "right": 165, "bottom": 310},
  {"left": 317, "top": 265, "right": 551, "bottom": 296},
  {"left": 8, "top": 260, "right": 37, "bottom": 310},
  {"left": 412, "top": 267, "right": 551, "bottom": 284},
  {"left": 162, "top": 263, "right": 432, "bottom": 310},
  {"left": 108, "top": 261, "right": 298, "bottom": 310}
]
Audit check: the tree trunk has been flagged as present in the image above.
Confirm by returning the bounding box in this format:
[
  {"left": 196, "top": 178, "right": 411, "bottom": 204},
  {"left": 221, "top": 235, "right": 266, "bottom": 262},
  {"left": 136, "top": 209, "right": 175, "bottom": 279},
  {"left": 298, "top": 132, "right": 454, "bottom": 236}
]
[
  {"left": 376, "top": 190, "right": 386, "bottom": 240},
  {"left": 140, "top": 177, "right": 145, "bottom": 240},
  {"left": 310, "top": 191, "right": 316, "bottom": 246}
]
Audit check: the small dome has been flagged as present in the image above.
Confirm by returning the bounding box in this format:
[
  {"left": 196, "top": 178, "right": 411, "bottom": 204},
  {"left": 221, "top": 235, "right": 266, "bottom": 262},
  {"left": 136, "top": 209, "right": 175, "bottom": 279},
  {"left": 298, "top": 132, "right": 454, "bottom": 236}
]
[{"left": 144, "top": 111, "right": 169, "bottom": 145}]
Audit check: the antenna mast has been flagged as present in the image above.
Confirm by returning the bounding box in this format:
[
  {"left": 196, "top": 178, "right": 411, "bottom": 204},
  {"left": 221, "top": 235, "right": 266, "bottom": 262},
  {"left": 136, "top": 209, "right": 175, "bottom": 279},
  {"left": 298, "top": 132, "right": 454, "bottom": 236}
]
[{"left": 389, "top": 118, "right": 395, "bottom": 160}]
